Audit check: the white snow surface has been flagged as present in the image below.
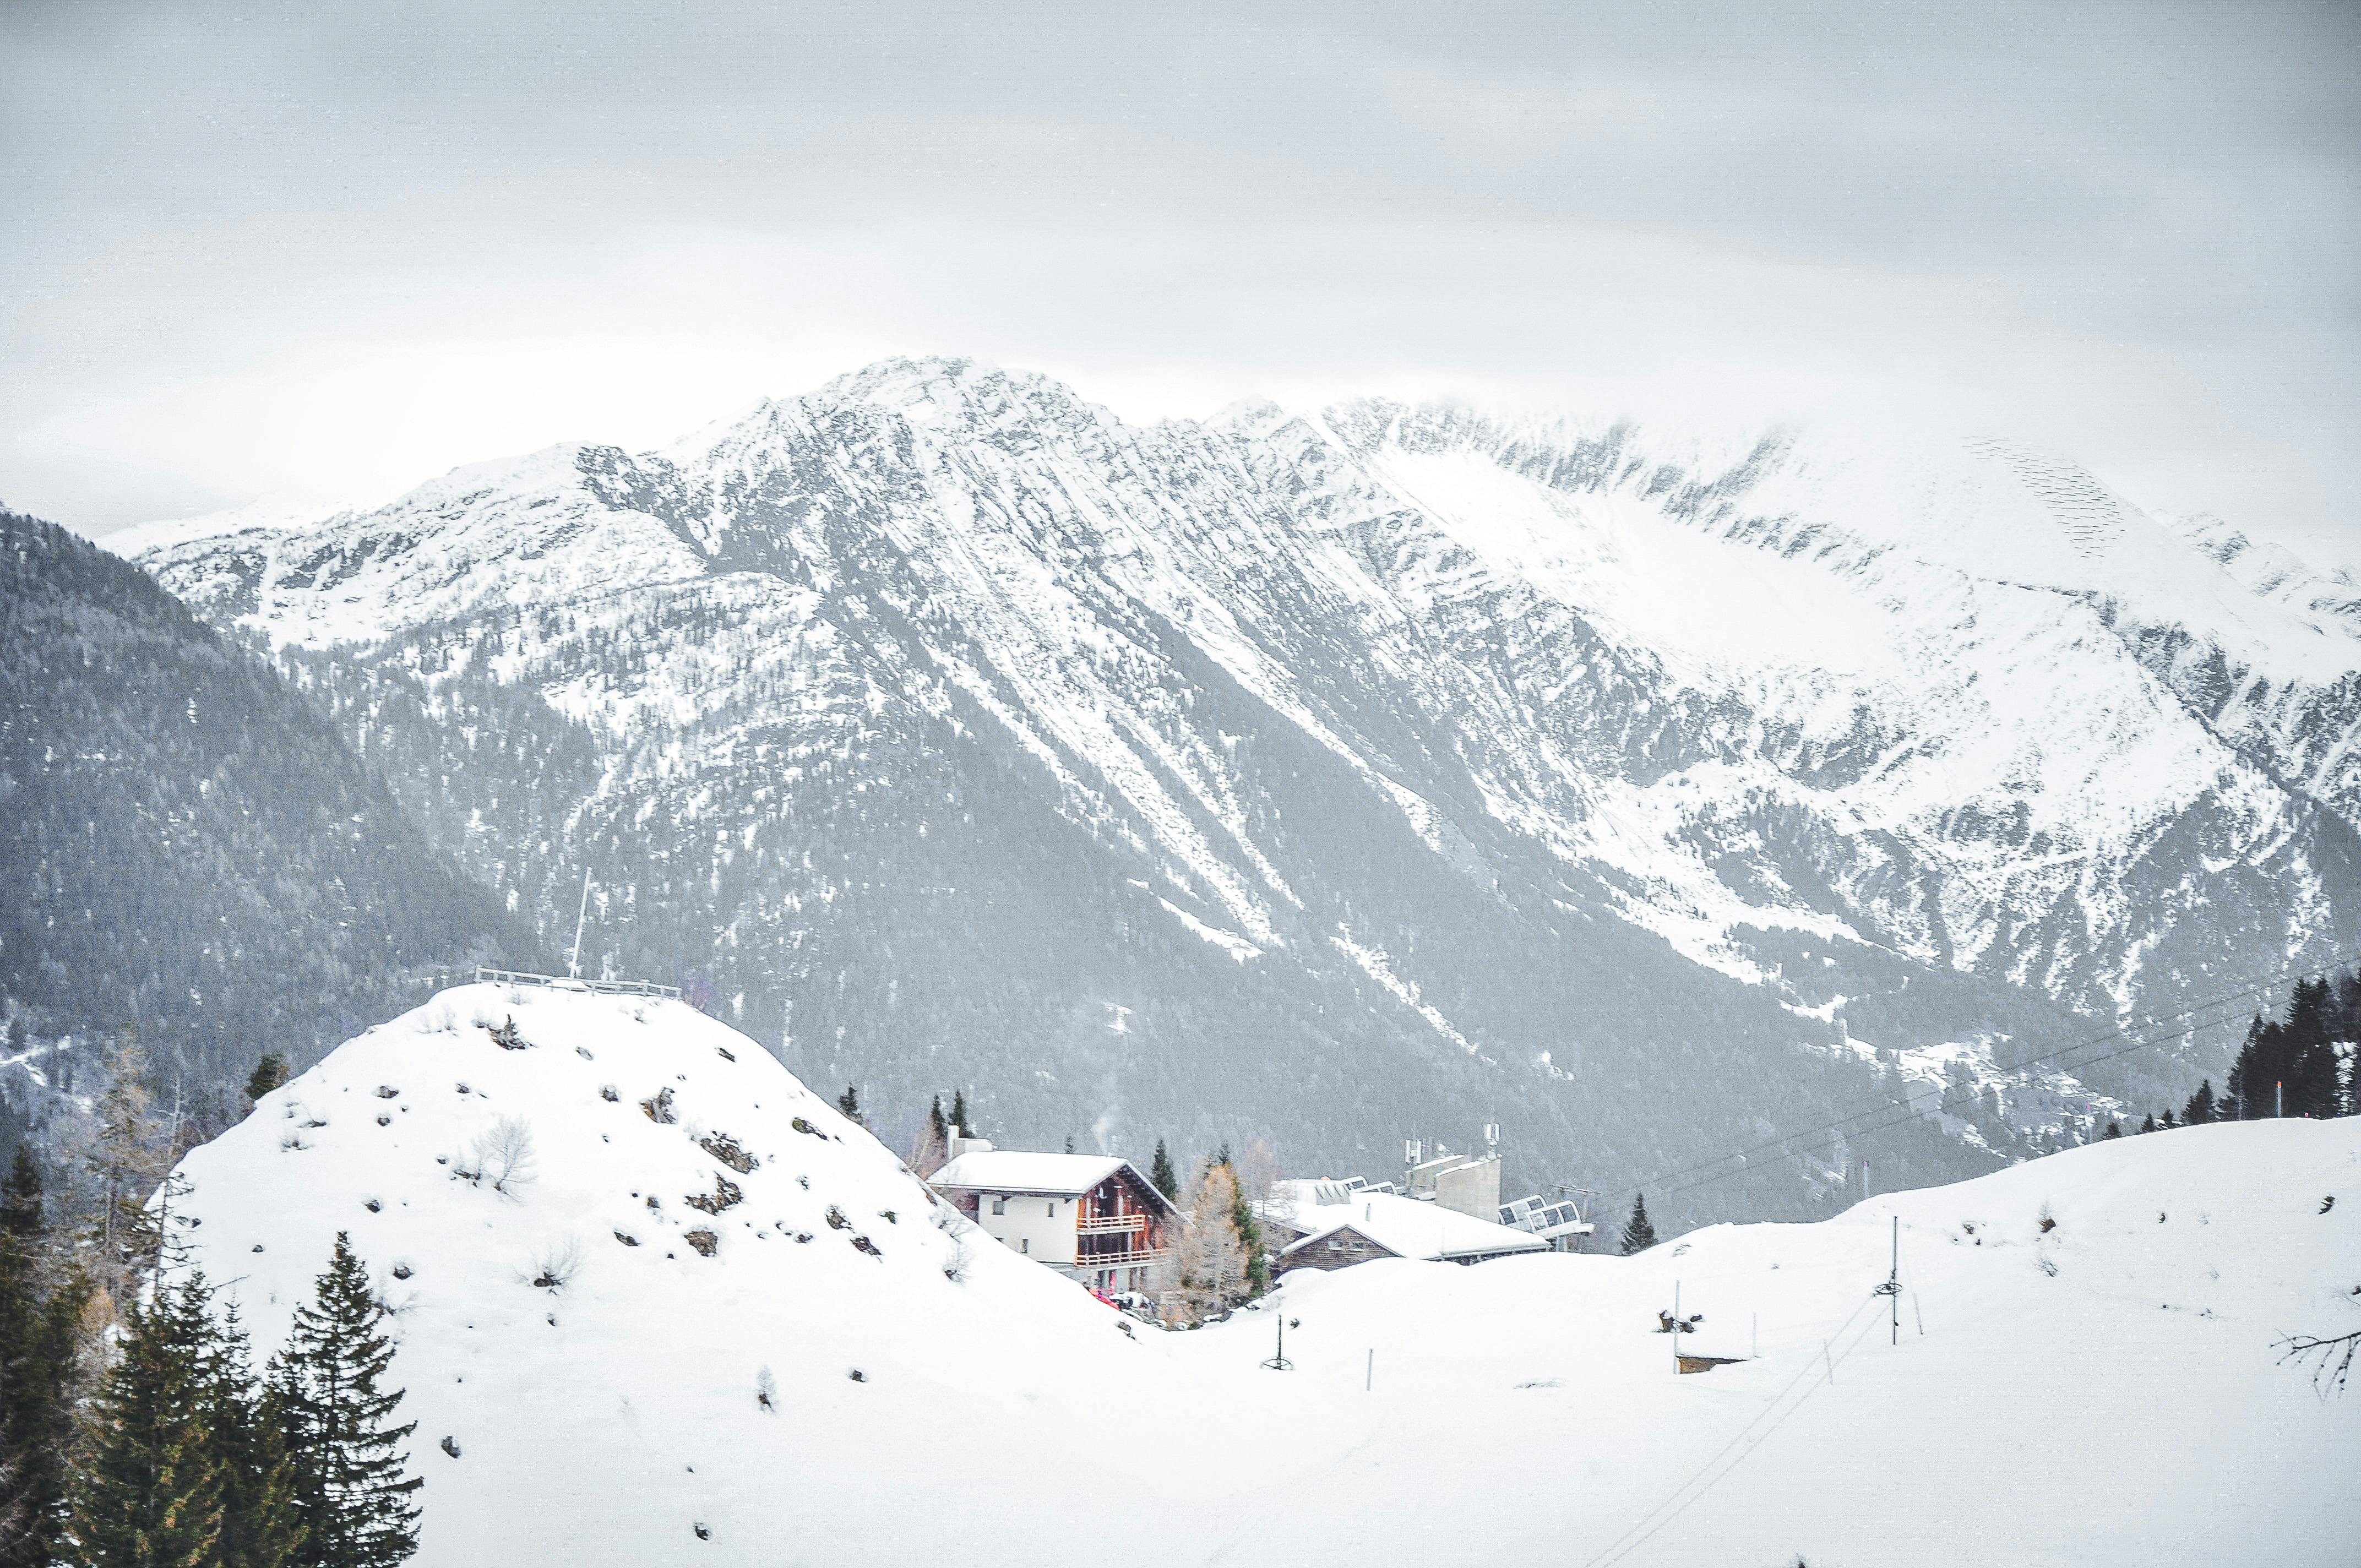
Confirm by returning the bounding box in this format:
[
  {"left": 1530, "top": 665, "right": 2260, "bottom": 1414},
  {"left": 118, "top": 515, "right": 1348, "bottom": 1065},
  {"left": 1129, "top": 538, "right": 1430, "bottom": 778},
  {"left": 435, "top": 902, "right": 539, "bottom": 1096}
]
[
  {"left": 168, "top": 985, "right": 2359, "bottom": 1566},
  {"left": 928, "top": 1148, "right": 1139, "bottom": 1196}
]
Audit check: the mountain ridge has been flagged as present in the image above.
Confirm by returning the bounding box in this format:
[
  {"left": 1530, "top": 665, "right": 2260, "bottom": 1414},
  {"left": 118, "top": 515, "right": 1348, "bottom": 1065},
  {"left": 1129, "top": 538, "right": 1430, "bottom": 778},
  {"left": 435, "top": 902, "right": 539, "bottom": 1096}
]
[{"left": 116, "top": 358, "right": 2361, "bottom": 1221}]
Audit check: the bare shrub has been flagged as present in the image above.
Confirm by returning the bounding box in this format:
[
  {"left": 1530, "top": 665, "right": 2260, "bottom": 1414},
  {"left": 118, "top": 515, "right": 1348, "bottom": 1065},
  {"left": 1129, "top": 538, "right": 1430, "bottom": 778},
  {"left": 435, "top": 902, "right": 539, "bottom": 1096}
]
[
  {"left": 529, "top": 1235, "right": 582, "bottom": 1291},
  {"left": 474, "top": 1117, "right": 537, "bottom": 1195},
  {"left": 755, "top": 1366, "right": 777, "bottom": 1411}
]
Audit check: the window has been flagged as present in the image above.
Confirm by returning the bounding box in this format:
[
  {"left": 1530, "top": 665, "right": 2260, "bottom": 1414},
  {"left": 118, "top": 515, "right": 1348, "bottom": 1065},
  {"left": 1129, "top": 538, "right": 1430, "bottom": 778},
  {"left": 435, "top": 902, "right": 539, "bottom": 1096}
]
[
  {"left": 1020, "top": 1237, "right": 1030, "bottom": 1255},
  {"left": 991, "top": 1197, "right": 1006, "bottom": 1216},
  {"left": 1047, "top": 1200, "right": 1057, "bottom": 1217}
]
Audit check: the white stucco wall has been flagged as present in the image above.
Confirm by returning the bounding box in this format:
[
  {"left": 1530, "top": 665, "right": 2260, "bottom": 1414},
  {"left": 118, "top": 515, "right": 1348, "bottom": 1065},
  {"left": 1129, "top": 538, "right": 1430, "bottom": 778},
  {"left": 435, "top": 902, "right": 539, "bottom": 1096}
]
[{"left": 975, "top": 1193, "right": 1076, "bottom": 1265}]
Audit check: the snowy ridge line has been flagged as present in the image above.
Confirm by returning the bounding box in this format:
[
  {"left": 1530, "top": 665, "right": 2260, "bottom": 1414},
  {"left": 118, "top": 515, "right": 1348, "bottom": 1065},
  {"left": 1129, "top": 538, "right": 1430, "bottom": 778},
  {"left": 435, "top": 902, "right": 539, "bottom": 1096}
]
[
  {"left": 1602, "top": 942, "right": 2361, "bottom": 1205},
  {"left": 1582, "top": 1297, "right": 1890, "bottom": 1568}
]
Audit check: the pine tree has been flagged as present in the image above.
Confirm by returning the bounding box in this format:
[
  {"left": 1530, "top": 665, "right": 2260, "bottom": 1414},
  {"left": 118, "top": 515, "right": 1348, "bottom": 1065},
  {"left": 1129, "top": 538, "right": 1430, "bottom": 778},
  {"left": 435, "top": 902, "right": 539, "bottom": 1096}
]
[
  {"left": 2183, "top": 1079, "right": 2216, "bottom": 1125},
  {"left": 272, "top": 1235, "right": 420, "bottom": 1568},
  {"left": 68, "top": 1275, "right": 226, "bottom": 1568},
  {"left": 2161, "top": 1107, "right": 2178, "bottom": 1129},
  {"left": 947, "top": 1090, "right": 969, "bottom": 1138},
  {"left": 2139, "top": 1113, "right": 2157, "bottom": 1134},
  {"left": 1063, "top": 1133, "right": 1075, "bottom": 1155},
  {"left": 0, "top": 1148, "right": 90, "bottom": 1568},
  {"left": 243, "top": 1054, "right": 290, "bottom": 1110},
  {"left": 835, "top": 1085, "right": 862, "bottom": 1126},
  {"left": 203, "top": 1303, "right": 301, "bottom": 1568},
  {"left": 2102, "top": 1120, "right": 2123, "bottom": 1140},
  {"left": 927, "top": 1096, "right": 948, "bottom": 1150},
  {"left": 1620, "top": 1195, "right": 1657, "bottom": 1255},
  {"left": 1149, "top": 1139, "right": 1179, "bottom": 1201},
  {"left": 1223, "top": 1158, "right": 1269, "bottom": 1300}
]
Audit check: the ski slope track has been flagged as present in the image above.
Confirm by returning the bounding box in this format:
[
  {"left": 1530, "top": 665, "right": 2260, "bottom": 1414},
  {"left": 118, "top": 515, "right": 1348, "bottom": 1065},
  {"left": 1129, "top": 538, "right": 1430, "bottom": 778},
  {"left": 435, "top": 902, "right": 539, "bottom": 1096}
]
[
  {"left": 127, "top": 360, "right": 2361, "bottom": 1221},
  {"left": 167, "top": 987, "right": 2361, "bottom": 1566}
]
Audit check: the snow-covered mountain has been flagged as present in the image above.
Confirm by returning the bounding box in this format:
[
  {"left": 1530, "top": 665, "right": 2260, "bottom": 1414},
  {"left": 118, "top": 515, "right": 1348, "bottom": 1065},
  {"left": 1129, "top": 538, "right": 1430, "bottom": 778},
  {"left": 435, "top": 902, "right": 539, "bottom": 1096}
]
[
  {"left": 124, "top": 360, "right": 2361, "bottom": 1219},
  {"left": 167, "top": 982, "right": 2361, "bottom": 1565}
]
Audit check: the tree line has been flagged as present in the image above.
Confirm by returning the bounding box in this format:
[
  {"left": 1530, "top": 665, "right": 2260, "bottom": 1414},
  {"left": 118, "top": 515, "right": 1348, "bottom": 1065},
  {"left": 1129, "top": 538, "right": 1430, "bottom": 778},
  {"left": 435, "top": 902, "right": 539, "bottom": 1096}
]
[{"left": 0, "top": 1038, "right": 422, "bottom": 1566}]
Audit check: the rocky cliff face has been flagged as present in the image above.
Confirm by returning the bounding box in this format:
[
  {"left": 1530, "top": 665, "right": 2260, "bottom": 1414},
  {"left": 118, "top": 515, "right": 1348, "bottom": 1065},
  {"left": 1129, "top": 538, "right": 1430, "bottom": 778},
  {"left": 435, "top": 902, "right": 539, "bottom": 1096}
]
[{"left": 122, "top": 359, "right": 2361, "bottom": 1223}]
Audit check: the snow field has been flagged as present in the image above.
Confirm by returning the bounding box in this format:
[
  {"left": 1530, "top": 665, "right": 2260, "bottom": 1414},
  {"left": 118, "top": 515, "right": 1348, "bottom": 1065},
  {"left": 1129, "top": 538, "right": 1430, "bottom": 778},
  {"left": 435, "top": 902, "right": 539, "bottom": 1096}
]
[{"left": 170, "top": 988, "right": 2359, "bottom": 1566}]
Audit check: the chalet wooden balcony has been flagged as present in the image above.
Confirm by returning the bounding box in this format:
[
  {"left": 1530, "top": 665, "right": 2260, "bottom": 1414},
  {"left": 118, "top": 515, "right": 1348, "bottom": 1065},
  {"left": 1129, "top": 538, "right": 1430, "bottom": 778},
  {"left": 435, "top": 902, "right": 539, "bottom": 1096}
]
[
  {"left": 1075, "top": 1213, "right": 1148, "bottom": 1234},
  {"left": 1073, "top": 1244, "right": 1168, "bottom": 1269}
]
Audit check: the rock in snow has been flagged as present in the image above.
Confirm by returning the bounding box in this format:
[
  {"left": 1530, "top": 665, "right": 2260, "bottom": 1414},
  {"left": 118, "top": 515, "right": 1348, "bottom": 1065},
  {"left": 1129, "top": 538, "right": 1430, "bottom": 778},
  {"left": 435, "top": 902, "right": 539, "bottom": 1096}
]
[{"left": 169, "top": 983, "right": 2359, "bottom": 1565}]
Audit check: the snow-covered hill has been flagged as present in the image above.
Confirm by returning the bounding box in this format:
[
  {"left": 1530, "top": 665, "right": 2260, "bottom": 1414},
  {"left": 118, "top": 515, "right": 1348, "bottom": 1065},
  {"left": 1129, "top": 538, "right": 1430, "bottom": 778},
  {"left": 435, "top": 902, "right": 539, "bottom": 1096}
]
[
  {"left": 168, "top": 986, "right": 2361, "bottom": 1566},
  {"left": 126, "top": 361, "right": 2361, "bottom": 1218}
]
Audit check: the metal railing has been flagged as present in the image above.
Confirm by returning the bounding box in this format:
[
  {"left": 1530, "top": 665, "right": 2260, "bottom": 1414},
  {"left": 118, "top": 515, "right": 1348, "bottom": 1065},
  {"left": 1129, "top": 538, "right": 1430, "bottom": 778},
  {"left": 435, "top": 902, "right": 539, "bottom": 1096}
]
[{"left": 472, "top": 967, "right": 683, "bottom": 1000}]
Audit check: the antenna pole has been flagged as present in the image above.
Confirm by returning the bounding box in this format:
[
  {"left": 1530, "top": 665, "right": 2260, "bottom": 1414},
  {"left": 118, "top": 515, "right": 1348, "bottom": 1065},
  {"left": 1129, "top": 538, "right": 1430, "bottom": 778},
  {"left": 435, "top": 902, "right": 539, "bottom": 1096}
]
[
  {"left": 568, "top": 869, "right": 593, "bottom": 979},
  {"left": 1672, "top": 1280, "right": 1680, "bottom": 1373}
]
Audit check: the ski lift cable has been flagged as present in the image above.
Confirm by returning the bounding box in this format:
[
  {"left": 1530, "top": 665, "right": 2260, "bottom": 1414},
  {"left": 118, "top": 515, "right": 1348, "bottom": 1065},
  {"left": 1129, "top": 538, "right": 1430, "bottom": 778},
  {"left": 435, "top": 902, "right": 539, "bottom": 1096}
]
[
  {"left": 1610, "top": 945, "right": 2360, "bottom": 1206},
  {"left": 1651, "top": 994, "right": 2278, "bottom": 1205},
  {"left": 1576, "top": 1291, "right": 1881, "bottom": 1568},
  {"left": 1584, "top": 1303, "right": 1890, "bottom": 1568},
  {"left": 1599, "top": 946, "right": 2359, "bottom": 1203}
]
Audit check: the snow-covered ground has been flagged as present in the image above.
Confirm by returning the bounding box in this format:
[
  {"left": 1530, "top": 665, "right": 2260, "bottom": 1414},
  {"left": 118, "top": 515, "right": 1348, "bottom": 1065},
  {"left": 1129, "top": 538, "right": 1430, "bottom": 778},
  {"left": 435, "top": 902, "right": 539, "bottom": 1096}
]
[{"left": 171, "top": 985, "right": 2360, "bottom": 1566}]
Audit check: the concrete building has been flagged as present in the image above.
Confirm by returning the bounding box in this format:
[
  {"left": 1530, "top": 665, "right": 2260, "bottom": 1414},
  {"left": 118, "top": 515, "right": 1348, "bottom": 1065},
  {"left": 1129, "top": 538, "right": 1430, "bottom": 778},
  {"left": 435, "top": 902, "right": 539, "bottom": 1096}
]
[{"left": 929, "top": 1144, "right": 1178, "bottom": 1294}]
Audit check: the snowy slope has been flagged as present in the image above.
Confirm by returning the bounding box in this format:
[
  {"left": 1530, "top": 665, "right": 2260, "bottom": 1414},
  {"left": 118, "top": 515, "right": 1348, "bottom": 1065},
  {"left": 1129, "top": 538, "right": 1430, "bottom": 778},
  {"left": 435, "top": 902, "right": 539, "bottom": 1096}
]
[
  {"left": 124, "top": 359, "right": 2361, "bottom": 1217},
  {"left": 168, "top": 987, "right": 2361, "bottom": 1566}
]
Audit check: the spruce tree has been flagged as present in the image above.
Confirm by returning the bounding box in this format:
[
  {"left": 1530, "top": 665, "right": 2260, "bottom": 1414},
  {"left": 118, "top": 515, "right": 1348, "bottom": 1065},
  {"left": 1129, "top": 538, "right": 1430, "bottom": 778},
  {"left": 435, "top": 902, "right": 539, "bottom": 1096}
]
[
  {"left": 927, "top": 1096, "right": 948, "bottom": 1149},
  {"left": 2139, "top": 1113, "right": 2157, "bottom": 1134},
  {"left": 1222, "top": 1157, "right": 1269, "bottom": 1299},
  {"left": 0, "top": 1148, "right": 89, "bottom": 1568},
  {"left": 2183, "top": 1079, "right": 2216, "bottom": 1125},
  {"left": 203, "top": 1304, "right": 301, "bottom": 1568},
  {"left": 948, "top": 1090, "right": 969, "bottom": 1138},
  {"left": 272, "top": 1235, "right": 420, "bottom": 1568},
  {"left": 68, "top": 1275, "right": 226, "bottom": 1568},
  {"left": 1149, "top": 1139, "right": 1179, "bottom": 1201},
  {"left": 243, "top": 1054, "right": 290, "bottom": 1110},
  {"left": 1620, "top": 1195, "right": 1657, "bottom": 1255},
  {"left": 835, "top": 1085, "right": 862, "bottom": 1125},
  {"left": 2102, "top": 1120, "right": 2123, "bottom": 1139}
]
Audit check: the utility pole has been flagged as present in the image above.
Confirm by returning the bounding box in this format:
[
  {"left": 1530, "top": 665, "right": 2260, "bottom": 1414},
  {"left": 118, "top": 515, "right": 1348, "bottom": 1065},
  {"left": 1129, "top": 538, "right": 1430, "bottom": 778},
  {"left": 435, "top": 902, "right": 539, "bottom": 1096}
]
[
  {"left": 567, "top": 869, "right": 593, "bottom": 981},
  {"left": 1874, "top": 1215, "right": 1903, "bottom": 1346}
]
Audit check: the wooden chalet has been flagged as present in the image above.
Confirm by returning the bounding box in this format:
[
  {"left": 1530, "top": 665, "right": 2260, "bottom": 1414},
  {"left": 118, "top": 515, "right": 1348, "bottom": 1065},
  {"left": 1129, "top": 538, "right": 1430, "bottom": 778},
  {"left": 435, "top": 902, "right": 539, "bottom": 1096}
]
[{"left": 929, "top": 1145, "right": 1179, "bottom": 1294}]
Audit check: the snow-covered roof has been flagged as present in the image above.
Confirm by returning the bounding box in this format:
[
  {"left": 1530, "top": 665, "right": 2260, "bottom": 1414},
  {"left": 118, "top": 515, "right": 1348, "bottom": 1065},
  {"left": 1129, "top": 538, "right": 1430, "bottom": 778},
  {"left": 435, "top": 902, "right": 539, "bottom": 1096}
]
[
  {"left": 931, "top": 1150, "right": 1172, "bottom": 1210},
  {"left": 1274, "top": 1181, "right": 1548, "bottom": 1263}
]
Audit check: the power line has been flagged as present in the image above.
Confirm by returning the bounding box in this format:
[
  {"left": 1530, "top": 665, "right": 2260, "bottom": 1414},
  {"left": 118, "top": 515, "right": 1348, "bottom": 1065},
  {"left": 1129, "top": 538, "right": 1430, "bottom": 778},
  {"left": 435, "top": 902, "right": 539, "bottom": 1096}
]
[
  {"left": 1599, "top": 946, "right": 2359, "bottom": 1206},
  {"left": 1584, "top": 1304, "right": 1890, "bottom": 1568},
  {"left": 1578, "top": 1292, "right": 1885, "bottom": 1568},
  {"left": 1651, "top": 982, "right": 2317, "bottom": 1204}
]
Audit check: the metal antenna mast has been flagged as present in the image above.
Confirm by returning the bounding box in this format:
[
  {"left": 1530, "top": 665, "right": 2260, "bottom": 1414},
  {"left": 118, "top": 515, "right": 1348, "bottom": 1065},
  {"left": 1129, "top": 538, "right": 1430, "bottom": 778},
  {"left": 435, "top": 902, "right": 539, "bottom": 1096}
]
[
  {"left": 1874, "top": 1215, "right": 1903, "bottom": 1346},
  {"left": 567, "top": 869, "right": 594, "bottom": 981}
]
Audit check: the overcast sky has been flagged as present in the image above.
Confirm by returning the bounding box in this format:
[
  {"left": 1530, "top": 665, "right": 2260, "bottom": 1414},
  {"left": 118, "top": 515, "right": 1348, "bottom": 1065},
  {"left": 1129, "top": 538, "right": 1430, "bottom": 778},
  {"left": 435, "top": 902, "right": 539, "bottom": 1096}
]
[{"left": 5, "top": 2, "right": 2356, "bottom": 564}]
